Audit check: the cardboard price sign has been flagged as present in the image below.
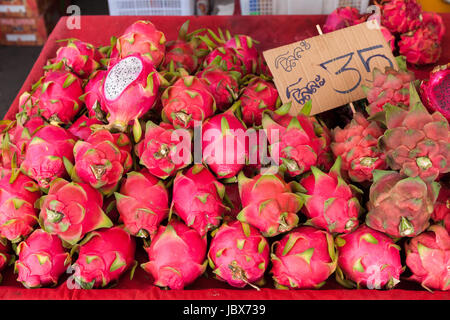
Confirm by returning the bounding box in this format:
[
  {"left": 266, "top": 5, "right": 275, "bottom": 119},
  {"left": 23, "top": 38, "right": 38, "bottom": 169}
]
[{"left": 263, "top": 21, "right": 398, "bottom": 116}]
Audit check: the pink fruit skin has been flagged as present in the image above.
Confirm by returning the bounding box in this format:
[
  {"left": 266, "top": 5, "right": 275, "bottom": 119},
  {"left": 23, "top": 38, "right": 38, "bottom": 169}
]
[
  {"left": 240, "top": 77, "right": 279, "bottom": 126},
  {"left": 34, "top": 70, "right": 83, "bottom": 124},
  {"left": 224, "top": 183, "right": 241, "bottom": 219},
  {"left": 380, "top": 0, "right": 422, "bottom": 34},
  {"left": 204, "top": 47, "right": 245, "bottom": 75},
  {"left": 202, "top": 113, "right": 248, "bottom": 179},
  {"left": 21, "top": 125, "right": 76, "bottom": 189},
  {"left": 39, "top": 179, "right": 113, "bottom": 246},
  {"left": 208, "top": 220, "right": 269, "bottom": 288},
  {"left": 111, "top": 20, "right": 166, "bottom": 67},
  {"left": 421, "top": 12, "right": 445, "bottom": 42},
  {"left": 300, "top": 157, "right": 361, "bottom": 234},
  {"left": 68, "top": 115, "right": 103, "bottom": 141},
  {"left": 73, "top": 129, "right": 132, "bottom": 195},
  {"left": 431, "top": 186, "right": 450, "bottom": 233},
  {"left": 163, "top": 40, "right": 198, "bottom": 74},
  {"left": 173, "top": 165, "right": 225, "bottom": 236},
  {"left": 381, "top": 26, "right": 396, "bottom": 52},
  {"left": 399, "top": 28, "right": 442, "bottom": 66},
  {"left": 420, "top": 64, "right": 450, "bottom": 121},
  {"left": 102, "top": 53, "right": 160, "bottom": 131},
  {"left": 0, "top": 170, "right": 40, "bottom": 242},
  {"left": 15, "top": 229, "right": 70, "bottom": 288},
  {"left": 323, "top": 7, "right": 364, "bottom": 33},
  {"left": 405, "top": 225, "right": 450, "bottom": 291},
  {"left": 336, "top": 225, "right": 403, "bottom": 289},
  {"left": 162, "top": 76, "right": 216, "bottom": 129},
  {"left": 115, "top": 169, "right": 168, "bottom": 239},
  {"left": 271, "top": 226, "right": 337, "bottom": 289},
  {"left": 72, "top": 227, "right": 136, "bottom": 288},
  {"left": 224, "top": 35, "right": 258, "bottom": 75},
  {"left": 0, "top": 238, "right": 10, "bottom": 275},
  {"left": 82, "top": 70, "right": 108, "bottom": 119},
  {"left": 136, "top": 121, "right": 191, "bottom": 179},
  {"left": 141, "top": 220, "right": 207, "bottom": 290}
]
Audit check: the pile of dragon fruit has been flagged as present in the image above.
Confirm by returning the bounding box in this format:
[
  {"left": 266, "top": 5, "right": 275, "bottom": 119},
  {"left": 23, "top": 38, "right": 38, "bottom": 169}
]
[
  {"left": 0, "top": 11, "right": 449, "bottom": 292},
  {"left": 324, "top": 0, "right": 445, "bottom": 66}
]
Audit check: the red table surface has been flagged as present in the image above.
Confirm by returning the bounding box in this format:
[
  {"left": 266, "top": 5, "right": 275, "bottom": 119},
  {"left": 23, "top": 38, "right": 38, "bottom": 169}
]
[{"left": 2, "top": 15, "right": 450, "bottom": 300}]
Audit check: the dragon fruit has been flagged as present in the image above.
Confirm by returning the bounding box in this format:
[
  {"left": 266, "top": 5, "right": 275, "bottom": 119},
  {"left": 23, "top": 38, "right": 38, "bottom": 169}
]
[
  {"left": 239, "top": 77, "right": 280, "bottom": 126},
  {"left": 335, "top": 225, "right": 403, "bottom": 289},
  {"left": 381, "top": 26, "right": 396, "bottom": 52},
  {"left": 80, "top": 70, "right": 108, "bottom": 121},
  {"left": 29, "top": 70, "right": 83, "bottom": 125},
  {"left": 366, "top": 170, "right": 440, "bottom": 238},
  {"left": 262, "top": 112, "right": 323, "bottom": 177},
  {"left": 224, "top": 35, "right": 258, "bottom": 75},
  {"left": 68, "top": 115, "right": 103, "bottom": 140},
  {"left": 224, "top": 183, "right": 241, "bottom": 219},
  {"left": 141, "top": 220, "right": 207, "bottom": 289},
  {"left": 39, "top": 179, "right": 113, "bottom": 246},
  {"left": 0, "top": 170, "right": 40, "bottom": 242},
  {"left": 256, "top": 53, "right": 272, "bottom": 78},
  {"left": 405, "top": 225, "right": 450, "bottom": 291},
  {"left": 115, "top": 169, "right": 168, "bottom": 239},
  {"left": 111, "top": 20, "right": 166, "bottom": 67},
  {"left": 312, "top": 117, "right": 334, "bottom": 172},
  {"left": 202, "top": 112, "right": 248, "bottom": 179},
  {"left": 362, "top": 66, "right": 415, "bottom": 117},
  {"left": 331, "top": 112, "right": 387, "bottom": 182},
  {"left": 161, "top": 75, "right": 215, "bottom": 129},
  {"left": 0, "top": 237, "right": 10, "bottom": 280},
  {"left": 197, "top": 66, "right": 240, "bottom": 111},
  {"left": 208, "top": 220, "right": 269, "bottom": 289},
  {"left": 379, "top": 86, "right": 450, "bottom": 182},
  {"left": 204, "top": 47, "right": 246, "bottom": 75},
  {"left": 15, "top": 229, "right": 71, "bottom": 288},
  {"left": 299, "top": 157, "right": 361, "bottom": 234},
  {"left": 237, "top": 173, "right": 303, "bottom": 237},
  {"left": 421, "top": 12, "right": 445, "bottom": 42},
  {"left": 431, "top": 185, "right": 450, "bottom": 233},
  {"left": 399, "top": 28, "right": 442, "bottom": 66},
  {"left": 71, "top": 129, "right": 132, "bottom": 196},
  {"left": 0, "top": 131, "right": 22, "bottom": 169},
  {"left": 21, "top": 125, "right": 76, "bottom": 189},
  {"left": 50, "top": 39, "right": 104, "bottom": 78},
  {"left": 135, "top": 121, "right": 191, "bottom": 179},
  {"left": 420, "top": 63, "right": 450, "bottom": 121},
  {"left": 71, "top": 227, "right": 136, "bottom": 289},
  {"left": 379, "top": 0, "right": 422, "bottom": 34},
  {"left": 173, "top": 165, "right": 226, "bottom": 236},
  {"left": 102, "top": 54, "right": 160, "bottom": 136},
  {"left": 323, "top": 7, "right": 365, "bottom": 33},
  {"left": 271, "top": 226, "right": 337, "bottom": 289}
]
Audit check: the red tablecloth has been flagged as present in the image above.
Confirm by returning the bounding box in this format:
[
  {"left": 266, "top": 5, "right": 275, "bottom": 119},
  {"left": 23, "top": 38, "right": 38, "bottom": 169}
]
[{"left": 3, "top": 15, "right": 450, "bottom": 300}]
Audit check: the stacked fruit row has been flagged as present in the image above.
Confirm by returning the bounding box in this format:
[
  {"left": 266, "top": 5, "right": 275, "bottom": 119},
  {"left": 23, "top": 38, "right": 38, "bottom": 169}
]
[{"left": 0, "top": 17, "right": 448, "bottom": 292}]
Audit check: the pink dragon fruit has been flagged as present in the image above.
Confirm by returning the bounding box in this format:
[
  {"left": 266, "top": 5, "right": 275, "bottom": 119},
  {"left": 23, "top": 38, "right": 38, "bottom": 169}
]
[
  {"left": 111, "top": 20, "right": 166, "bottom": 67},
  {"left": 30, "top": 70, "right": 83, "bottom": 124},
  {"left": 102, "top": 53, "right": 160, "bottom": 137},
  {"left": 80, "top": 70, "right": 108, "bottom": 121},
  {"left": 208, "top": 220, "right": 269, "bottom": 289},
  {"left": 68, "top": 115, "right": 103, "bottom": 140},
  {"left": 420, "top": 63, "right": 450, "bottom": 121},
  {"left": 224, "top": 35, "right": 259, "bottom": 75},
  {"left": 299, "top": 157, "right": 361, "bottom": 234},
  {"left": 431, "top": 185, "right": 449, "bottom": 233},
  {"left": 141, "top": 220, "right": 207, "bottom": 289},
  {"left": 335, "top": 225, "right": 403, "bottom": 289},
  {"left": 237, "top": 173, "right": 303, "bottom": 237},
  {"left": 202, "top": 112, "right": 248, "bottom": 179},
  {"left": 197, "top": 66, "right": 240, "bottom": 111},
  {"left": 0, "top": 131, "right": 23, "bottom": 170},
  {"left": 173, "top": 165, "right": 226, "bottom": 236},
  {"left": 379, "top": 0, "right": 422, "bottom": 34},
  {"left": 312, "top": 117, "right": 334, "bottom": 172},
  {"left": 405, "top": 225, "right": 449, "bottom": 291},
  {"left": 331, "top": 112, "right": 387, "bottom": 182},
  {"left": 271, "top": 226, "right": 337, "bottom": 289},
  {"left": 204, "top": 47, "right": 246, "bottom": 75},
  {"left": 224, "top": 183, "right": 241, "bottom": 219},
  {"left": 0, "top": 238, "right": 10, "bottom": 281},
  {"left": 381, "top": 26, "right": 396, "bottom": 52},
  {"left": 161, "top": 75, "right": 216, "bottom": 129},
  {"left": 21, "top": 125, "right": 76, "bottom": 189},
  {"left": 71, "top": 227, "right": 136, "bottom": 289},
  {"left": 262, "top": 112, "right": 323, "bottom": 177},
  {"left": 421, "top": 12, "right": 445, "bottom": 42},
  {"left": 0, "top": 170, "right": 40, "bottom": 242},
  {"left": 115, "top": 169, "right": 169, "bottom": 239},
  {"left": 323, "top": 7, "right": 365, "bottom": 33},
  {"left": 50, "top": 39, "right": 104, "bottom": 78},
  {"left": 70, "top": 129, "right": 132, "bottom": 196},
  {"left": 39, "top": 179, "right": 113, "bottom": 246},
  {"left": 399, "top": 28, "right": 442, "bottom": 65},
  {"left": 15, "top": 229, "right": 71, "bottom": 288},
  {"left": 239, "top": 77, "right": 280, "bottom": 126},
  {"left": 135, "top": 121, "right": 191, "bottom": 179}
]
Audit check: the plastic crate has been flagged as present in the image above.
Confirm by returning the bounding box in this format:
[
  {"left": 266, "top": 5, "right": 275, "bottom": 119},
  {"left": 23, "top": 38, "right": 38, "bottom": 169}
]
[
  {"left": 240, "top": 0, "right": 370, "bottom": 15},
  {"left": 107, "top": 0, "right": 195, "bottom": 16}
]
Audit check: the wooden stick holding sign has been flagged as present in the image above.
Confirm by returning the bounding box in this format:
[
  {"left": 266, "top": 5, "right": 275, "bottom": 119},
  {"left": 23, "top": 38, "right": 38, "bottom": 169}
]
[{"left": 263, "top": 21, "right": 397, "bottom": 116}]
